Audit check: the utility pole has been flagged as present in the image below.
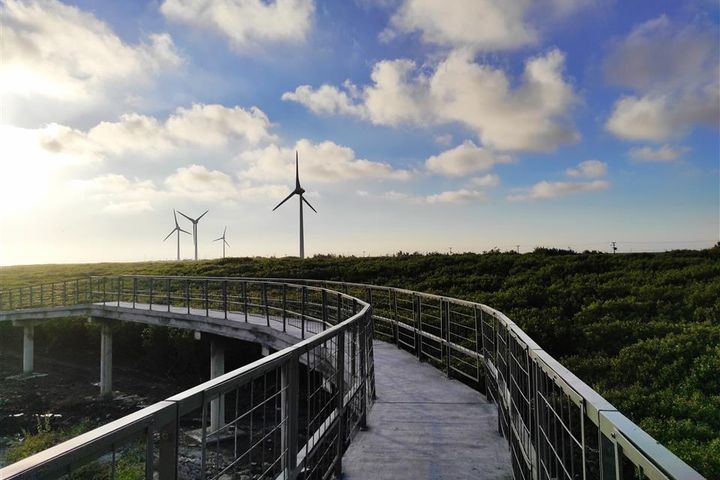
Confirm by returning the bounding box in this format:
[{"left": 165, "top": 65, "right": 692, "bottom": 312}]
[
  {"left": 611, "top": 241, "right": 617, "bottom": 254},
  {"left": 448, "top": 246, "right": 453, "bottom": 255},
  {"left": 516, "top": 245, "right": 520, "bottom": 253}
]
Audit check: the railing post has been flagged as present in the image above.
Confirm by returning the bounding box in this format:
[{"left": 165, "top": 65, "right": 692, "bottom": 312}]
[
  {"left": 243, "top": 281, "right": 248, "bottom": 322},
  {"left": 414, "top": 294, "right": 423, "bottom": 361},
  {"left": 222, "top": 280, "right": 228, "bottom": 319},
  {"left": 158, "top": 411, "right": 178, "bottom": 480},
  {"left": 263, "top": 283, "right": 269, "bottom": 326},
  {"left": 167, "top": 278, "right": 171, "bottom": 312},
  {"left": 351, "top": 299, "right": 358, "bottom": 381},
  {"left": 30, "top": 285, "right": 33, "bottom": 308},
  {"left": 51, "top": 282, "right": 55, "bottom": 306},
  {"left": 118, "top": 277, "right": 122, "bottom": 308},
  {"left": 282, "top": 284, "right": 287, "bottom": 332},
  {"left": 282, "top": 355, "right": 299, "bottom": 480},
  {"left": 300, "top": 286, "right": 306, "bottom": 339},
  {"left": 321, "top": 289, "right": 328, "bottom": 330},
  {"left": 359, "top": 309, "right": 368, "bottom": 430},
  {"left": 103, "top": 277, "right": 107, "bottom": 306},
  {"left": 204, "top": 279, "right": 209, "bottom": 316},
  {"left": 132, "top": 277, "right": 137, "bottom": 308},
  {"left": 40, "top": 284, "right": 43, "bottom": 307},
  {"left": 392, "top": 290, "right": 399, "bottom": 347},
  {"left": 63, "top": 281, "right": 67, "bottom": 306},
  {"left": 149, "top": 278, "right": 153, "bottom": 311},
  {"left": 186, "top": 279, "right": 190, "bottom": 314},
  {"left": 334, "top": 329, "right": 346, "bottom": 478},
  {"left": 444, "top": 299, "right": 451, "bottom": 377}
]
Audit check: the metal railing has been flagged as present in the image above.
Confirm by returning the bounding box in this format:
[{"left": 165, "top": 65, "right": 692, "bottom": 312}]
[
  {"left": 0, "top": 276, "right": 705, "bottom": 480},
  {"left": 0, "top": 277, "right": 375, "bottom": 480},
  {"left": 237, "top": 278, "right": 704, "bottom": 480}
]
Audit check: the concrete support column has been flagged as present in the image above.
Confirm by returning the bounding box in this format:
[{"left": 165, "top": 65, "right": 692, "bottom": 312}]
[
  {"left": 100, "top": 321, "right": 113, "bottom": 398},
  {"left": 23, "top": 324, "right": 34, "bottom": 375},
  {"left": 261, "top": 345, "right": 270, "bottom": 357},
  {"left": 210, "top": 338, "right": 225, "bottom": 434}
]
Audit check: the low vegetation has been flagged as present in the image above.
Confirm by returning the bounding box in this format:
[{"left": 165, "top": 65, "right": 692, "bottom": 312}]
[{"left": 1, "top": 246, "right": 718, "bottom": 476}]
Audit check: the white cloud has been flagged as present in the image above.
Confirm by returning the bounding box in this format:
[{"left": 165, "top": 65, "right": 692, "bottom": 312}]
[
  {"left": 165, "top": 165, "right": 239, "bottom": 201},
  {"left": 426, "top": 188, "right": 485, "bottom": 204},
  {"left": 1, "top": 0, "right": 183, "bottom": 103},
  {"left": 38, "top": 104, "right": 276, "bottom": 160},
  {"left": 72, "top": 174, "right": 162, "bottom": 214},
  {"left": 605, "top": 16, "right": 719, "bottom": 141},
  {"left": 382, "top": 0, "right": 536, "bottom": 51},
  {"left": 508, "top": 180, "right": 609, "bottom": 201},
  {"left": 380, "top": 0, "right": 596, "bottom": 52},
  {"left": 566, "top": 160, "right": 607, "bottom": 178},
  {"left": 628, "top": 145, "right": 689, "bottom": 163},
  {"left": 281, "top": 83, "right": 366, "bottom": 117},
  {"left": 358, "top": 188, "right": 486, "bottom": 204},
  {"left": 284, "top": 49, "right": 579, "bottom": 152},
  {"left": 161, "top": 0, "right": 314, "bottom": 50},
  {"left": 425, "top": 141, "right": 512, "bottom": 176},
  {"left": 471, "top": 174, "right": 500, "bottom": 187},
  {"left": 238, "top": 139, "right": 411, "bottom": 183}
]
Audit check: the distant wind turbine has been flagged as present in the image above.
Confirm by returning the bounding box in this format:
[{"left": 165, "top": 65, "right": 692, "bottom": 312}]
[
  {"left": 163, "top": 209, "right": 191, "bottom": 261},
  {"left": 178, "top": 210, "right": 209, "bottom": 260},
  {"left": 214, "top": 227, "right": 230, "bottom": 258},
  {"left": 272, "top": 151, "right": 317, "bottom": 259}
]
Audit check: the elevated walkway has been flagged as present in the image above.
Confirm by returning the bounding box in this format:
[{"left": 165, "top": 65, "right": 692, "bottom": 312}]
[
  {"left": 343, "top": 342, "right": 511, "bottom": 480},
  {"left": 0, "top": 276, "right": 705, "bottom": 480}
]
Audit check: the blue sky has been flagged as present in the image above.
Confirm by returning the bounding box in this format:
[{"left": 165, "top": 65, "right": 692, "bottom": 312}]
[{"left": 1, "top": 0, "right": 718, "bottom": 264}]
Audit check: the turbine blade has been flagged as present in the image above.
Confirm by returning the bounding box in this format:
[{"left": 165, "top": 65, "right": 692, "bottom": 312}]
[
  {"left": 177, "top": 211, "right": 194, "bottom": 223},
  {"left": 295, "top": 151, "right": 301, "bottom": 190},
  {"left": 273, "top": 191, "right": 295, "bottom": 211},
  {"left": 173, "top": 209, "right": 179, "bottom": 226},
  {"left": 213, "top": 237, "right": 222, "bottom": 242},
  {"left": 179, "top": 227, "right": 191, "bottom": 235},
  {"left": 223, "top": 226, "right": 227, "bottom": 236},
  {"left": 197, "top": 210, "right": 209, "bottom": 221},
  {"left": 163, "top": 228, "right": 177, "bottom": 241},
  {"left": 302, "top": 195, "right": 317, "bottom": 213},
  {"left": 224, "top": 240, "right": 230, "bottom": 247}
]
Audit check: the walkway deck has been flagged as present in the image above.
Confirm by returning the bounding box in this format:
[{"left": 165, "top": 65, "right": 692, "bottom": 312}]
[{"left": 342, "top": 341, "right": 512, "bottom": 480}]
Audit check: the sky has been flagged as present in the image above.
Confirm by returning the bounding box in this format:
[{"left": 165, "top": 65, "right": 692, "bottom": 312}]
[{"left": 0, "top": 0, "right": 718, "bottom": 265}]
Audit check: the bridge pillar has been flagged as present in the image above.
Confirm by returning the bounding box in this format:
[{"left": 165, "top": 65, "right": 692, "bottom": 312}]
[
  {"left": 23, "top": 323, "right": 34, "bottom": 375},
  {"left": 210, "top": 337, "right": 225, "bottom": 434},
  {"left": 99, "top": 320, "right": 113, "bottom": 398},
  {"left": 261, "top": 345, "right": 270, "bottom": 356},
  {"left": 12, "top": 320, "right": 37, "bottom": 375}
]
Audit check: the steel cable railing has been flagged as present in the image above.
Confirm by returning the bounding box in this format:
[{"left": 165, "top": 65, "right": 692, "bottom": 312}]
[
  {"left": 0, "top": 277, "right": 374, "bottom": 480},
  {"left": 0, "top": 276, "right": 705, "bottom": 480}
]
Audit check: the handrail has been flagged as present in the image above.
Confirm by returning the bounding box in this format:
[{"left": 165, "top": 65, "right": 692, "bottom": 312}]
[
  {"left": 0, "top": 276, "right": 705, "bottom": 480},
  {"left": 0, "top": 277, "right": 374, "bottom": 480}
]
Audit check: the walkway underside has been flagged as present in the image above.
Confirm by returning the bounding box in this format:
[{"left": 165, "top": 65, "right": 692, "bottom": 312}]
[{"left": 342, "top": 341, "right": 512, "bottom": 480}]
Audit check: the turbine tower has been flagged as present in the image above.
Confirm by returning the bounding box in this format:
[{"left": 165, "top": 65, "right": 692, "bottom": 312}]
[
  {"left": 178, "top": 210, "right": 208, "bottom": 260},
  {"left": 272, "top": 151, "right": 317, "bottom": 259},
  {"left": 214, "top": 227, "right": 230, "bottom": 258},
  {"left": 163, "top": 209, "right": 191, "bottom": 261}
]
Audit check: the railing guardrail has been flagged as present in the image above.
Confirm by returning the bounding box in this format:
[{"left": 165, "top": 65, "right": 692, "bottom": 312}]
[
  {"left": 0, "top": 277, "right": 374, "bottom": 480},
  {"left": 0, "top": 275, "right": 705, "bottom": 480}
]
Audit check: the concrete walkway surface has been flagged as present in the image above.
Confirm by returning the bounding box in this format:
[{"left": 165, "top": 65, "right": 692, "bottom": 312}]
[{"left": 342, "top": 341, "right": 513, "bottom": 480}]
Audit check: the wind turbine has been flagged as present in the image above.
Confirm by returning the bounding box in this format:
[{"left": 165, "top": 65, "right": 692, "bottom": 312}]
[
  {"left": 272, "top": 151, "right": 317, "bottom": 259},
  {"left": 163, "top": 209, "right": 191, "bottom": 261},
  {"left": 214, "top": 227, "right": 230, "bottom": 258},
  {"left": 177, "top": 210, "right": 208, "bottom": 260}
]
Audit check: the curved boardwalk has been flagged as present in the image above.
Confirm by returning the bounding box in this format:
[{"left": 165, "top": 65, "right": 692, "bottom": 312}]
[{"left": 342, "top": 341, "right": 512, "bottom": 480}]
